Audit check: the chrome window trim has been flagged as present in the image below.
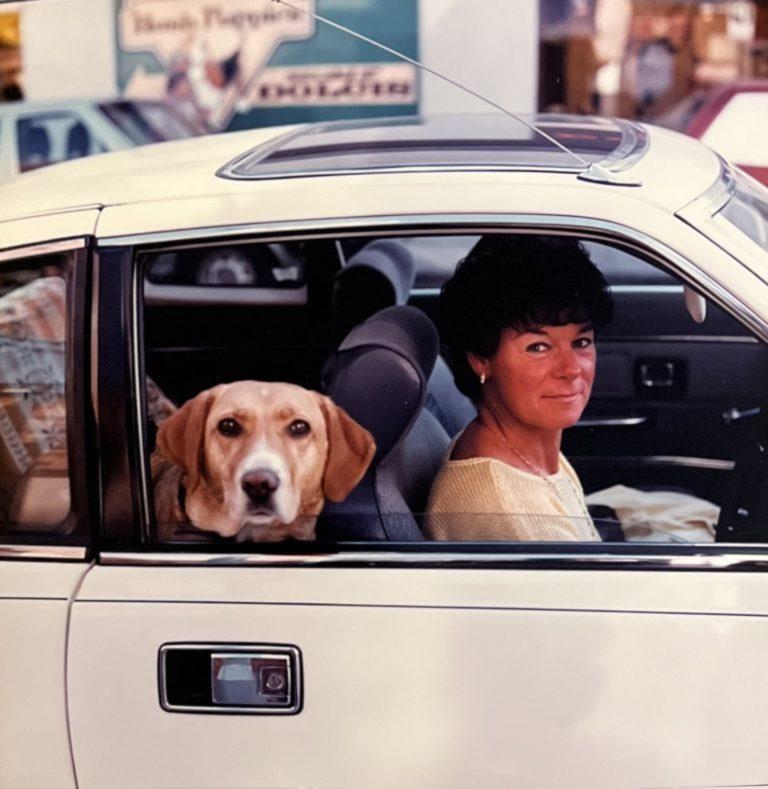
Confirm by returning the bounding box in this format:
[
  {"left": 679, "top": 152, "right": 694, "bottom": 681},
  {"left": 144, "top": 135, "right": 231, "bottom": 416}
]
[
  {"left": 600, "top": 334, "right": 757, "bottom": 344},
  {"left": 574, "top": 455, "right": 734, "bottom": 471},
  {"left": 0, "top": 237, "right": 86, "bottom": 263},
  {"left": 101, "top": 550, "right": 768, "bottom": 571},
  {"left": 127, "top": 213, "right": 768, "bottom": 551},
  {"left": 0, "top": 544, "right": 87, "bottom": 561},
  {"left": 575, "top": 416, "right": 647, "bottom": 428}
]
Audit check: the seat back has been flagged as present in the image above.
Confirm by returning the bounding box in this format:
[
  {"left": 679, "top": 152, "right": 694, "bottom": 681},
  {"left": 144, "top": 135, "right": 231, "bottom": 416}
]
[
  {"left": 332, "top": 238, "right": 475, "bottom": 435},
  {"left": 320, "top": 306, "right": 447, "bottom": 540}
]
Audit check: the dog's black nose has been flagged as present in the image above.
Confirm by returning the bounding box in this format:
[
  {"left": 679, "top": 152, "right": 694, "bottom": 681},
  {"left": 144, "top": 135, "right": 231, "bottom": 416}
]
[{"left": 241, "top": 469, "right": 280, "bottom": 502}]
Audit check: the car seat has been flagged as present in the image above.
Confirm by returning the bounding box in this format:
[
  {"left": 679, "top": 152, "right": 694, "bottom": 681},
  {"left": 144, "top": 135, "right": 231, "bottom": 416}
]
[
  {"left": 319, "top": 305, "right": 451, "bottom": 540},
  {"left": 332, "top": 239, "right": 476, "bottom": 436}
]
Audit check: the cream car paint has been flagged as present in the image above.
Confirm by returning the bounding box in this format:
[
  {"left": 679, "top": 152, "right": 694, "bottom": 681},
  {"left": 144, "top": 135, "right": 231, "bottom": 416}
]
[{"left": 3, "top": 118, "right": 768, "bottom": 788}]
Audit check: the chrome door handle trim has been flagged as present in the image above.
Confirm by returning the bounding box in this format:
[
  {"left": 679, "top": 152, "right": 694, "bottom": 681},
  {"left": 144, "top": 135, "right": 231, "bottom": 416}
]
[
  {"left": 576, "top": 416, "right": 647, "bottom": 427},
  {"left": 159, "top": 643, "right": 302, "bottom": 715}
]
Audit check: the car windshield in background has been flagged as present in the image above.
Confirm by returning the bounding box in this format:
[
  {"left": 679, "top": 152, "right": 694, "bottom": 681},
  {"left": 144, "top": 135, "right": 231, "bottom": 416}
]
[{"left": 98, "top": 100, "right": 205, "bottom": 144}]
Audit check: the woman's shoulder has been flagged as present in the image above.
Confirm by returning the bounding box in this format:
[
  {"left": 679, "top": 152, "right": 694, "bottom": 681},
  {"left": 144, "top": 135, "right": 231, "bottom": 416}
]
[{"left": 450, "top": 421, "right": 529, "bottom": 472}]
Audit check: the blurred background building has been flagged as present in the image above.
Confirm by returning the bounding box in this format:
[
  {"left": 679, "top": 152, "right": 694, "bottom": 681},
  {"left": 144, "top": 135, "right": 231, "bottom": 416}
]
[
  {"left": 540, "top": 0, "right": 768, "bottom": 121},
  {"left": 0, "top": 0, "right": 539, "bottom": 129}
]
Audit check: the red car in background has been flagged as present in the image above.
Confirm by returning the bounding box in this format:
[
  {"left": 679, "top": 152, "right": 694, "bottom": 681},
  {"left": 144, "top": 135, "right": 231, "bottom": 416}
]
[{"left": 658, "top": 79, "right": 768, "bottom": 185}]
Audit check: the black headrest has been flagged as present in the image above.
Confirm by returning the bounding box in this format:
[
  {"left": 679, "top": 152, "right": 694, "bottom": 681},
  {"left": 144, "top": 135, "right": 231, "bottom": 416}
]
[
  {"left": 325, "top": 305, "right": 439, "bottom": 462},
  {"left": 332, "top": 239, "right": 416, "bottom": 344}
]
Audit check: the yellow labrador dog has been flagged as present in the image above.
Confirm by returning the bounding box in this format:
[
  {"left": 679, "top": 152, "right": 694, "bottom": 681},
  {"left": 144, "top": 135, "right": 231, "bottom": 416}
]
[{"left": 152, "top": 381, "right": 375, "bottom": 542}]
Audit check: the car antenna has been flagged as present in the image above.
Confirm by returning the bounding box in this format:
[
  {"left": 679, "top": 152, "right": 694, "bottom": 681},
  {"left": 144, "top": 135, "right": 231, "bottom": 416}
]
[{"left": 268, "top": 0, "right": 633, "bottom": 185}]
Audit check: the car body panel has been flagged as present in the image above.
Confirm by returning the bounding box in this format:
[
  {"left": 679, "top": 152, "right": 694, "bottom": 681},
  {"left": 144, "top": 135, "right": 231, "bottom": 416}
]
[
  {"left": 0, "top": 122, "right": 718, "bottom": 227},
  {"left": 68, "top": 565, "right": 768, "bottom": 788},
  {"left": 5, "top": 115, "right": 768, "bottom": 788},
  {"left": 0, "top": 209, "right": 100, "bottom": 251},
  {"left": 0, "top": 560, "right": 90, "bottom": 789}
]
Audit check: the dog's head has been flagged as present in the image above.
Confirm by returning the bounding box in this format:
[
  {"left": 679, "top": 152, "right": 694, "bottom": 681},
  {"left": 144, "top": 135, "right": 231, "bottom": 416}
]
[{"left": 156, "top": 381, "right": 375, "bottom": 541}]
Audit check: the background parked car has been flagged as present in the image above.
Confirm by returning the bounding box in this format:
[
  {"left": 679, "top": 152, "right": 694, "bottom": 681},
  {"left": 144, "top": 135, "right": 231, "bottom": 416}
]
[
  {"left": 0, "top": 96, "right": 209, "bottom": 181},
  {"left": 657, "top": 79, "right": 768, "bottom": 185}
]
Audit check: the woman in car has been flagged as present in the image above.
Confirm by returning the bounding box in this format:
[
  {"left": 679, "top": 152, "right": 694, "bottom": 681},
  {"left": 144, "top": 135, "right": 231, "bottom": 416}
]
[{"left": 425, "top": 235, "right": 613, "bottom": 541}]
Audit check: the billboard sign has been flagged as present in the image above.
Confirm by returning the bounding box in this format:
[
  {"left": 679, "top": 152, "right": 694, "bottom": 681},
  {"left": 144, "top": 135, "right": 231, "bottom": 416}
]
[{"left": 117, "top": 0, "right": 418, "bottom": 130}]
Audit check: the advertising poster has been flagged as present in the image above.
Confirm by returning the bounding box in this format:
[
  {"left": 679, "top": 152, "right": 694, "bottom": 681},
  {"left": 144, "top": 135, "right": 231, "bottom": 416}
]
[{"left": 116, "top": 0, "right": 419, "bottom": 131}]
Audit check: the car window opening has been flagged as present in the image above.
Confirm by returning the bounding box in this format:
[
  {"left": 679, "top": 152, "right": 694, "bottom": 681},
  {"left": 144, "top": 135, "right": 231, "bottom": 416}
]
[{"left": 128, "top": 230, "right": 768, "bottom": 550}]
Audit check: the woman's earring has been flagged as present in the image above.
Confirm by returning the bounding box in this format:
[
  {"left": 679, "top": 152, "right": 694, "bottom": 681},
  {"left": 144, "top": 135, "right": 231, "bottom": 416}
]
[{"left": 480, "top": 372, "right": 486, "bottom": 385}]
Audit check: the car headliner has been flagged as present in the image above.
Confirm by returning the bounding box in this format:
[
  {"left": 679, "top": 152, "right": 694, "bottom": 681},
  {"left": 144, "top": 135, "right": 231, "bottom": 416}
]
[{"left": 0, "top": 120, "right": 720, "bottom": 238}]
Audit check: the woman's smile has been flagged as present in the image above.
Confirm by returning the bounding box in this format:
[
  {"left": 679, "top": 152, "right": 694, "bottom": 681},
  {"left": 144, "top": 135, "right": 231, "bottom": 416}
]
[{"left": 477, "top": 322, "right": 597, "bottom": 432}]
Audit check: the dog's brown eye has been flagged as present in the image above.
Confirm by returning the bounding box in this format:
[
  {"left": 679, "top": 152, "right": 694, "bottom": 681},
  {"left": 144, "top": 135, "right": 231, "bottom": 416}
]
[
  {"left": 217, "top": 418, "right": 242, "bottom": 437},
  {"left": 288, "top": 419, "right": 310, "bottom": 437}
]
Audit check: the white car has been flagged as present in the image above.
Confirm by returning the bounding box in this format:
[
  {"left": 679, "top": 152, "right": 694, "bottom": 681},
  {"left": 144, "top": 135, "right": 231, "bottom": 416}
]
[
  {"left": 2, "top": 113, "right": 768, "bottom": 789},
  {"left": 0, "top": 97, "right": 207, "bottom": 180}
]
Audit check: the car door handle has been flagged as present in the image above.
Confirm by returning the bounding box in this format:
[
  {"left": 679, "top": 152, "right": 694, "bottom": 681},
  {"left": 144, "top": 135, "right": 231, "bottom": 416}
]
[
  {"left": 575, "top": 415, "right": 648, "bottom": 428},
  {"left": 159, "top": 643, "right": 302, "bottom": 714}
]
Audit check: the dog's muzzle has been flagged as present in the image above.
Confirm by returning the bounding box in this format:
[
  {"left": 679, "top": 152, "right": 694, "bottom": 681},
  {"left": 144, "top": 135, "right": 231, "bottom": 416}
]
[{"left": 241, "top": 468, "right": 280, "bottom": 515}]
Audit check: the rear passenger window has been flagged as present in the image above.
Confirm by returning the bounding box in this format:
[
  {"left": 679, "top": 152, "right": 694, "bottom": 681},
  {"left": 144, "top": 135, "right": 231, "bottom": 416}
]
[
  {"left": 17, "top": 112, "right": 101, "bottom": 172},
  {"left": 0, "top": 253, "right": 77, "bottom": 538},
  {"left": 138, "top": 232, "right": 768, "bottom": 547}
]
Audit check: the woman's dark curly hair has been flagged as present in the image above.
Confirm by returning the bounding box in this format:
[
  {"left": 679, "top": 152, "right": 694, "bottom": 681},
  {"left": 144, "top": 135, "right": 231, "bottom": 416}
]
[{"left": 439, "top": 235, "right": 613, "bottom": 403}]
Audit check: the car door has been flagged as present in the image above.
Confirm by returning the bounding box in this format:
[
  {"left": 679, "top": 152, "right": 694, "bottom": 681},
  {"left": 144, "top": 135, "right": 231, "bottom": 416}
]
[
  {"left": 64, "top": 221, "right": 768, "bottom": 789},
  {"left": 0, "top": 236, "right": 95, "bottom": 789}
]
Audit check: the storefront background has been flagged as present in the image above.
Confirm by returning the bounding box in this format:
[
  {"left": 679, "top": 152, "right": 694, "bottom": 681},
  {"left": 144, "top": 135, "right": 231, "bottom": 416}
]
[{"left": 540, "top": 0, "right": 768, "bottom": 121}]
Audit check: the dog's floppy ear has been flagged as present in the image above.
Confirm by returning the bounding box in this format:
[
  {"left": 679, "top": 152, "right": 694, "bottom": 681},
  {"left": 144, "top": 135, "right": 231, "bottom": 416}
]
[
  {"left": 316, "top": 394, "right": 376, "bottom": 501},
  {"left": 156, "top": 386, "right": 221, "bottom": 492}
]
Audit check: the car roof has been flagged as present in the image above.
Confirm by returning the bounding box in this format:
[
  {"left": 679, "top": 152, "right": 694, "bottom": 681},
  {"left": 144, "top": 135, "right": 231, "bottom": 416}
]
[{"left": 0, "top": 114, "right": 721, "bottom": 236}]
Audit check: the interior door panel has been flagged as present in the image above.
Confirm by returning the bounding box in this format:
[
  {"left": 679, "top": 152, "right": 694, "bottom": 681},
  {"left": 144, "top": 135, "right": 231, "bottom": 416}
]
[{"left": 561, "top": 250, "right": 768, "bottom": 500}]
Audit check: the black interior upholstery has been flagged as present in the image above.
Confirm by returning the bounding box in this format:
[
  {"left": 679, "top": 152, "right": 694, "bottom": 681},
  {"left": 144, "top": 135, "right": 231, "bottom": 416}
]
[
  {"left": 332, "top": 238, "right": 475, "bottom": 436},
  {"left": 320, "top": 305, "right": 448, "bottom": 540}
]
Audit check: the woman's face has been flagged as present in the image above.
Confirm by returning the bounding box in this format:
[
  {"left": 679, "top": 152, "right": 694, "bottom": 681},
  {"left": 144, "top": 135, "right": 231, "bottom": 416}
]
[{"left": 477, "top": 322, "right": 596, "bottom": 432}]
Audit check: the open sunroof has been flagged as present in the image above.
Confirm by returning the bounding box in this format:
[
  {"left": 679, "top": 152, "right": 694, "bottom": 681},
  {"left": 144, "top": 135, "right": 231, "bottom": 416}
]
[{"left": 217, "top": 114, "right": 647, "bottom": 181}]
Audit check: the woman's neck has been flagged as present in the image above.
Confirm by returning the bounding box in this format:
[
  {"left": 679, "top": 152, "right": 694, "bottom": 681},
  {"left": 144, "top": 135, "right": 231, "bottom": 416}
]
[{"left": 476, "top": 401, "right": 562, "bottom": 475}]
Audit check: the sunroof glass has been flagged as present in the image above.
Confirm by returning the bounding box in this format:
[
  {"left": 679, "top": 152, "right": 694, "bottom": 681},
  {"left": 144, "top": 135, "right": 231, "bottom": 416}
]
[{"left": 219, "top": 114, "right": 627, "bottom": 180}]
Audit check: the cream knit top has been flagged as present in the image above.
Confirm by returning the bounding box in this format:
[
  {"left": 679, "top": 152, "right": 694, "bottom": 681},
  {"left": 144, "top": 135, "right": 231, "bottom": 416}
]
[{"left": 425, "top": 453, "right": 601, "bottom": 542}]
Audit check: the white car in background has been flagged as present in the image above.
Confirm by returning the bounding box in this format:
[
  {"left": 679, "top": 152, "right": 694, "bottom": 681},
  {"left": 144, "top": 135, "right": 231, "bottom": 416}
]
[
  {"left": 0, "top": 97, "right": 207, "bottom": 180},
  {"left": 2, "top": 112, "right": 768, "bottom": 789}
]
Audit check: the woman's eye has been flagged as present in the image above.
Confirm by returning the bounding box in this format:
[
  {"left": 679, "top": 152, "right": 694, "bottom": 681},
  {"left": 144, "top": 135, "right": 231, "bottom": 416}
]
[
  {"left": 288, "top": 419, "right": 311, "bottom": 437},
  {"left": 217, "top": 418, "right": 242, "bottom": 437},
  {"left": 573, "top": 336, "right": 594, "bottom": 349},
  {"left": 526, "top": 342, "right": 549, "bottom": 354}
]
